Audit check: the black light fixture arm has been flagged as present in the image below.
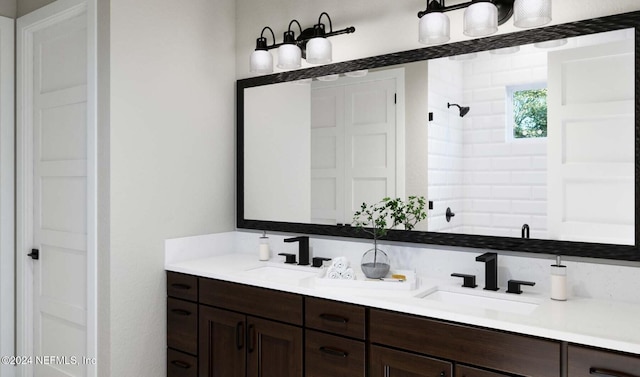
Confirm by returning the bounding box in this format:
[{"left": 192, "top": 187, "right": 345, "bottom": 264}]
[
  {"left": 418, "top": 0, "right": 514, "bottom": 26},
  {"left": 255, "top": 26, "right": 276, "bottom": 50},
  {"left": 418, "top": 0, "right": 470, "bottom": 18},
  {"left": 287, "top": 19, "right": 303, "bottom": 38},
  {"left": 255, "top": 12, "right": 355, "bottom": 52}
]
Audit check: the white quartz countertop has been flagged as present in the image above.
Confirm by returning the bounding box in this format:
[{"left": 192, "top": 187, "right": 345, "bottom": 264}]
[{"left": 166, "top": 253, "right": 640, "bottom": 355}]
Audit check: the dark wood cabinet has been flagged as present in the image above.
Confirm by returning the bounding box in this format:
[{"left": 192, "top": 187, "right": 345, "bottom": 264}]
[
  {"left": 196, "top": 279, "right": 303, "bottom": 377},
  {"left": 305, "top": 329, "right": 365, "bottom": 377},
  {"left": 305, "top": 297, "right": 366, "bottom": 340},
  {"left": 567, "top": 344, "right": 640, "bottom": 377},
  {"left": 370, "top": 345, "right": 453, "bottom": 377},
  {"left": 370, "top": 309, "right": 560, "bottom": 377},
  {"left": 305, "top": 298, "right": 366, "bottom": 377},
  {"left": 168, "top": 270, "right": 637, "bottom": 377},
  {"left": 198, "top": 306, "right": 246, "bottom": 377},
  {"left": 167, "top": 272, "right": 200, "bottom": 377},
  {"left": 247, "top": 316, "right": 303, "bottom": 377},
  {"left": 455, "top": 364, "right": 510, "bottom": 377},
  {"left": 167, "top": 349, "right": 198, "bottom": 377}
]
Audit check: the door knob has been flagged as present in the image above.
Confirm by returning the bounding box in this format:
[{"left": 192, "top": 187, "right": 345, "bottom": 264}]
[{"left": 28, "top": 249, "right": 39, "bottom": 260}]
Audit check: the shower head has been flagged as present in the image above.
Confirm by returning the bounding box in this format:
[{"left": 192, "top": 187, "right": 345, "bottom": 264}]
[{"left": 447, "top": 102, "right": 470, "bottom": 118}]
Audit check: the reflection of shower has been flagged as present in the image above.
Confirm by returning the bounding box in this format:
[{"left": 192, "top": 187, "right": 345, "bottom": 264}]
[{"left": 447, "top": 102, "right": 470, "bottom": 117}]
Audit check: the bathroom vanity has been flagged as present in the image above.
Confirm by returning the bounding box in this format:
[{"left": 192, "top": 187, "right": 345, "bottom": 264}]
[{"left": 165, "top": 253, "right": 640, "bottom": 377}]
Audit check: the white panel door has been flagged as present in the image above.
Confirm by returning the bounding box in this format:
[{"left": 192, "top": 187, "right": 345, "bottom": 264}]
[
  {"left": 310, "top": 72, "right": 401, "bottom": 225},
  {"left": 17, "top": 0, "right": 95, "bottom": 376},
  {"left": 547, "top": 39, "right": 635, "bottom": 244},
  {"left": 345, "top": 78, "right": 397, "bottom": 219}
]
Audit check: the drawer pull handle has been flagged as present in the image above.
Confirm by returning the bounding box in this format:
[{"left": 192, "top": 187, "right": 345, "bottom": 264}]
[
  {"left": 319, "top": 313, "right": 349, "bottom": 323},
  {"left": 319, "top": 346, "right": 348, "bottom": 358},
  {"left": 170, "top": 283, "right": 191, "bottom": 290},
  {"left": 247, "top": 324, "right": 255, "bottom": 353},
  {"left": 170, "top": 309, "right": 191, "bottom": 316},
  {"left": 170, "top": 360, "right": 191, "bottom": 369},
  {"left": 590, "top": 368, "right": 637, "bottom": 377},
  {"left": 236, "top": 322, "right": 244, "bottom": 350}
]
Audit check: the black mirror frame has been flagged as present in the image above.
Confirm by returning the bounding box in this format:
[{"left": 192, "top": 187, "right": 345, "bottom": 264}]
[{"left": 237, "top": 11, "right": 640, "bottom": 262}]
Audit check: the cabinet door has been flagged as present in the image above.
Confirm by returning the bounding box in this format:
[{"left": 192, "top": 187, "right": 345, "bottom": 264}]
[
  {"left": 167, "top": 298, "right": 198, "bottom": 355},
  {"left": 305, "top": 330, "right": 365, "bottom": 377},
  {"left": 199, "top": 306, "right": 246, "bottom": 377},
  {"left": 568, "top": 344, "right": 640, "bottom": 377},
  {"left": 456, "top": 364, "right": 510, "bottom": 377},
  {"left": 247, "top": 316, "right": 303, "bottom": 377},
  {"left": 370, "top": 345, "right": 453, "bottom": 377}
]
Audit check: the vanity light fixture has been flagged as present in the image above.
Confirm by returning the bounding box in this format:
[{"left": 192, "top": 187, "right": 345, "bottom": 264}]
[
  {"left": 250, "top": 12, "right": 355, "bottom": 74},
  {"left": 277, "top": 20, "right": 303, "bottom": 69},
  {"left": 417, "top": 0, "right": 551, "bottom": 45}
]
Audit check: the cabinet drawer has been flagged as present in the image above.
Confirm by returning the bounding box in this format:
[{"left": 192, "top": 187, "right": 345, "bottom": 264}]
[
  {"left": 167, "top": 298, "right": 198, "bottom": 355},
  {"left": 370, "top": 309, "right": 560, "bottom": 377},
  {"left": 456, "top": 364, "right": 510, "bottom": 377},
  {"left": 167, "top": 348, "right": 197, "bottom": 377},
  {"left": 567, "top": 344, "right": 640, "bottom": 377},
  {"left": 370, "top": 345, "right": 452, "bottom": 377},
  {"left": 199, "top": 278, "right": 303, "bottom": 325},
  {"left": 305, "top": 297, "right": 366, "bottom": 340},
  {"left": 305, "top": 330, "right": 365, "bottom": 377},
  {"left": 167, "top": 272, "right": 198, "bottom": 302}
]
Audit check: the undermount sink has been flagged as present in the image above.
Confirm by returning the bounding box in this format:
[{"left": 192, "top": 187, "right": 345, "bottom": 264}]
[
  {"left": 419, "top": 287, "right": 541, "bottom": 315},
  {"left": 239, "top": 264, "right": 320, "bottom": 284}
]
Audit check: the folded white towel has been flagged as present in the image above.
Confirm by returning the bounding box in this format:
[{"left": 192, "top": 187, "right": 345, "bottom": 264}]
[
  {"left": 342, "top": 268, "right": 355, "bottom": 280},
  {"left": 326, "top": 267, "right": 342, "bottom": 279},
  {"left": 332, "top": 256, "right": 349, "bottom": 272}
]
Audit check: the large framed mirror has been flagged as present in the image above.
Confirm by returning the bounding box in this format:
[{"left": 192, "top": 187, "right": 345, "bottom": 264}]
[{"left": 237, "top": 11, "right": 640, "bottom": 261}]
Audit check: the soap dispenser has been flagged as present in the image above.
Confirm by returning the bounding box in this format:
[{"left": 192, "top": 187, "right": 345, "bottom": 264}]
[
  {"left": 550, "top": 256, "right": 567, "bottom": 301},
  {"left": 259, "top": 231, "right": 270, "bottom": 261}
]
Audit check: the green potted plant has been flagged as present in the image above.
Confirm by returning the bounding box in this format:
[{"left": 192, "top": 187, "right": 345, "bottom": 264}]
[{"left": 352, "top": 196, "right": 427, "bottom": 278}]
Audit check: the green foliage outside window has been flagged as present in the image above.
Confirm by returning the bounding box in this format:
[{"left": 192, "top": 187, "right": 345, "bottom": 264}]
[{"left": 513, "top": 88, "right": 547, "bottom": 139}]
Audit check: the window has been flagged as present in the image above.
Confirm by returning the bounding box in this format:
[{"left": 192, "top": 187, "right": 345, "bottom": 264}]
[{"left": 507, "top": 83, "right": 547, "bottom": 140}]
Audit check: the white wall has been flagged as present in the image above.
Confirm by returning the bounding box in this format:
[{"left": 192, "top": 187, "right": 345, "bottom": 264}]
[
  {"left": 109, "top": 0, "right": 235, "bottom": 375},
  {"left": 461, "top": 45, "right": 548, "bottom": 239},
  {"left": 428, "top": 58, "right": 464, "bottom": 233},
  {"left": 244, "top": 83, "right": 311, "bottom": 222},
  {"left": 17, "top": 0, "right": 52, "bottom": 17}
]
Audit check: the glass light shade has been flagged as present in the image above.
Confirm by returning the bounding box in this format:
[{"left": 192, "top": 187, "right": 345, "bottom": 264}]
[
  {"left": 306, "top": 37, "right": 332, "bottom": 64},
  {"left": 463, "top": 2, "right": 498, "bottom": 37},
  {"left": 514, "top": 0, "right": 551, "bottom": 28},
  {"left": 276, "top": 44, "right": 302, "bottom": 69},
  {"left": 419, "top": 12, "right": 450, "bottom": 45},
  {"left": 249, "top": 50, "right": 273, "bottom": 74}
]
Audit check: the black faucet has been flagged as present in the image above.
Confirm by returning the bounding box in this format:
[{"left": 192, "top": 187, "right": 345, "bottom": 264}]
[
  {"left": 522, "top": 224, "right": 530, "bottom": 239},
  {"left": 284, "top": 236, "right": 310, "bottom": 266},
  {"left": 475, "top": 252, "right": 499, "bottom": 291}
]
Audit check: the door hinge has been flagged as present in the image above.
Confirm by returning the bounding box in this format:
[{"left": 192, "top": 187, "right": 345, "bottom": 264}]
[
  {"left": 394, "top": 93, "right": 397, "bottom": 104},
  {"left": 28, "top": 248, "right": 39, "bottom": 260}
]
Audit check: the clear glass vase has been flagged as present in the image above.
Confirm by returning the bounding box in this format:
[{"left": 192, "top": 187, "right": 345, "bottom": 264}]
[{"left": 360, "top": 243, "right": 390, "bottom": 279}]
